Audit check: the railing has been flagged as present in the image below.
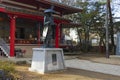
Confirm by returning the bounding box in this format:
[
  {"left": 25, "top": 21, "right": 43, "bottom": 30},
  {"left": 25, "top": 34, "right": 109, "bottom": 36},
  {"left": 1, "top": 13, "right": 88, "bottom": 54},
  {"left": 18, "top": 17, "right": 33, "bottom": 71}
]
[{"left": 0, "top": 38, "right": 10, "bottom": 57}]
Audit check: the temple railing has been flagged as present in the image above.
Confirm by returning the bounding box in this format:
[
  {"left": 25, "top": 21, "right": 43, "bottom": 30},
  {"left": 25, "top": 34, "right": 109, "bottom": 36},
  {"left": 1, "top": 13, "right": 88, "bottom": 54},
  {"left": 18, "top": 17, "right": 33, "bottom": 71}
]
[{"left": 0, "top": 38, "right": 10, "bottom": 57}]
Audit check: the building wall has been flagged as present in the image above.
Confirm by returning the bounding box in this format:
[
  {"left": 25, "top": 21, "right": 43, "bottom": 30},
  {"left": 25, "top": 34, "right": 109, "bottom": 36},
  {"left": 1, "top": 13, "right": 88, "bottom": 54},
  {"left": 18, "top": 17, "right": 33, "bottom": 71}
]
[
  {"left": 0, "top": 13, "right": 40, "bottom": 44},
  {"left": 0, "top": 13, "right": 10, "bottom": 43},
  {"left": 15, "top": 44, "right": 40, "bottom": 57},
  {"left": 16, "top": 18, "right": 38, "bottom": 40}
]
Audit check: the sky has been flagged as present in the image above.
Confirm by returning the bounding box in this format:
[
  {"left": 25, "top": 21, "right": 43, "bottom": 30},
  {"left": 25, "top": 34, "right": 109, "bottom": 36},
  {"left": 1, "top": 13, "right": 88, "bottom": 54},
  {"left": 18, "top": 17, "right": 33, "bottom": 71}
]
[
  {"left": 81, "top": 0, "right": 120, "bottom": 19},
  {"left": 52, "top": 0, "right": 120, "bottom": 19},
  {"left": 111, "top": 0, "right": 120, "bottom": 20}
]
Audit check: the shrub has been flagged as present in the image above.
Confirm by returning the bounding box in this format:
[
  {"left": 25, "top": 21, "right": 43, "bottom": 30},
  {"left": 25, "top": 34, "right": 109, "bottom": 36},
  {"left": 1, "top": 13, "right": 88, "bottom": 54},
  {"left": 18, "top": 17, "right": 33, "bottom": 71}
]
[{"left": 0, "top": 61, "right": 22, "bottom": 80}]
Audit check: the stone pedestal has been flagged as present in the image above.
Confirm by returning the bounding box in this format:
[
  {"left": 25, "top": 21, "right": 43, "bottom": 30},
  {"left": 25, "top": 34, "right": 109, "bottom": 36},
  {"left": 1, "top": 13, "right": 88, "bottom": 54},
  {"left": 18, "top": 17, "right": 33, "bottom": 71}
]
[{"left": 29, "top": 48, "right": 65, "bottom": 74}]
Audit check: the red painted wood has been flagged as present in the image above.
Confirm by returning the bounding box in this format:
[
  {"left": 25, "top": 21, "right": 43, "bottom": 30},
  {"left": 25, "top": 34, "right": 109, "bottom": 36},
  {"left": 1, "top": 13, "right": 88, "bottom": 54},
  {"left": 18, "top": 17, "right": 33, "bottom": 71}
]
[
  {"left": 7, "top": 11, "right": 43, "bottom": 21},
  {"left": 0, "top": 7, "right": 6, "bottom": 12},
  {"left": 3, "top": 0, "right": 82, "bottom": 15},
  {"left": 9, "top": 15, "right": 16, "bottom": 57},
  {"left": 55, "top": 23, "right": 60, "bottom": 48},
  {"left": 0, "top": 7, "right": 70, "bottom": 23}
]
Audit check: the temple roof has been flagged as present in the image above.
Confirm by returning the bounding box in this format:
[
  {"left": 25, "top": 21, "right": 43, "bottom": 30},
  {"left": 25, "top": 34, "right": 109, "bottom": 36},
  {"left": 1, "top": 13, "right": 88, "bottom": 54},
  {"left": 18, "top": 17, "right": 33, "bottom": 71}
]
[{"left": 1, "top": 0, "right": 82, "bottom": 15}]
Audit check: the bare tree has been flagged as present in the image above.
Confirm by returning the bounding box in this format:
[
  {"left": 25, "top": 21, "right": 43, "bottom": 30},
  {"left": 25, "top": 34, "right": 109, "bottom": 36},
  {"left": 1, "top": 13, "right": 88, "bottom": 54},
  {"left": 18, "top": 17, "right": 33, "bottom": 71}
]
[{"left": 107, "top": 0, "right": 115, "bottom": 54}]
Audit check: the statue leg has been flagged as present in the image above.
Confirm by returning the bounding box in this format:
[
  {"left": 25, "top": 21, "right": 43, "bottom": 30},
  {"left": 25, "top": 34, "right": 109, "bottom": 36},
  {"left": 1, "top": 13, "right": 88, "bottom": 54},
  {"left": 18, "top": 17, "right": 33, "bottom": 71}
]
[{"left": 44, "top": 26, "right": 54, "bottom": 48}]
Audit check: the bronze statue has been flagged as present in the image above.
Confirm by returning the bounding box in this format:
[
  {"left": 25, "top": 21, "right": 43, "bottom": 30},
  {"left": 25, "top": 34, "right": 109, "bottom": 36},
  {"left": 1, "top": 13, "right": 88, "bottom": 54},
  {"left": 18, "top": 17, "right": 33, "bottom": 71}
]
[{"left": 43, "top": 6, "right": 56, "bottom": 48}]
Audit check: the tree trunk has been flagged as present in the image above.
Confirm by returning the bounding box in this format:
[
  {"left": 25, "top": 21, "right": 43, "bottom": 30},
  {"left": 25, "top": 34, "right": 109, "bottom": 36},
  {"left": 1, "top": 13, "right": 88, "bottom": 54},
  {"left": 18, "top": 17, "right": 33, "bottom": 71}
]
[
  {"left": 84, "top": 26, "right": 90, "bottom": 52},
  {"left": 108, "top": 0, "right": 115, "bottom": 54},
  {"left": 77, "top": 28, "right": 82, "bottom": 45}
]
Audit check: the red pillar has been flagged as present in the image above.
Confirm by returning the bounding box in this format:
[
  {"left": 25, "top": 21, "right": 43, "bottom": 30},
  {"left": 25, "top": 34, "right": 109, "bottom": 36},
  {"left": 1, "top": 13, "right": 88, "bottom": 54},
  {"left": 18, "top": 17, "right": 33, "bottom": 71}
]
[
  {"left": 55, "top": 23, "right": 60, "bottom": 48},
  {"left": 9, "top": 15, "right": 16, "bottom": 57}
]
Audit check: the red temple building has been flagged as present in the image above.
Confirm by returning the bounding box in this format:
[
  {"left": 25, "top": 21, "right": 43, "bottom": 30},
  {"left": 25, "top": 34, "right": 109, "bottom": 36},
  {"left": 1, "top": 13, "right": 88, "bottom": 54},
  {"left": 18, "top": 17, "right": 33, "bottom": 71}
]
[{"left": 0, "top": 0, "right": 82, "bottom": 57}]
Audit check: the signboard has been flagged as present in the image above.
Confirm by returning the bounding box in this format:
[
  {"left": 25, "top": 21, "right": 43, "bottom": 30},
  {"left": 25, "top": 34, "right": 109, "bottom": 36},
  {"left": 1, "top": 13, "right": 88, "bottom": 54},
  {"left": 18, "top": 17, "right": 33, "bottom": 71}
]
[{"left": 116, "top": 32, "right": 120, "bottom": 55}]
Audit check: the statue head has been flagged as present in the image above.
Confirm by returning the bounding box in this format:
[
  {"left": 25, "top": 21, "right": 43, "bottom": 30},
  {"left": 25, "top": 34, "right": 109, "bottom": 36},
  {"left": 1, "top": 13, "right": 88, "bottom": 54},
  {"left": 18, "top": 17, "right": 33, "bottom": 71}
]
[{"left": 44, "top": 6, "right": 55, "bottom": 26}]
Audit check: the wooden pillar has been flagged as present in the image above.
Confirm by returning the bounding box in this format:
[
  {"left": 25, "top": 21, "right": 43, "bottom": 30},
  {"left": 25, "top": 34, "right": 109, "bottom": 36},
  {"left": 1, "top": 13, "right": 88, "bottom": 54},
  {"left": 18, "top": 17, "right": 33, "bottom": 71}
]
[
  {"left": 55, "top": 23, "right": 60, "bottom": 48},
  {"left": 9, "top": 15, "right": 16, "bottom": 57}
]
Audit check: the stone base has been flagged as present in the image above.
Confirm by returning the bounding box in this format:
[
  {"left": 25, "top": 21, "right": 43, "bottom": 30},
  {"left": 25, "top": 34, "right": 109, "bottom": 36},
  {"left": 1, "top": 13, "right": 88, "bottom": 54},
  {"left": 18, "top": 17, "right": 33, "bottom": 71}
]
[{"left": 29, "top": 48, "right": 65, "bottom": 74}]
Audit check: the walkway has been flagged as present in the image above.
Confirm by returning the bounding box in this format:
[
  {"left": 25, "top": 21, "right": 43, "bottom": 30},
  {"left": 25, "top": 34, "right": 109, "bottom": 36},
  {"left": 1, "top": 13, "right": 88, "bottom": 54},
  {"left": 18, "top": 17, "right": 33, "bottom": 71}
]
[
  {"left": 65, "top": 59, "right": 120, "bottom": 76},
  {"left": 1, "top": 54, "right": 120, "bottom": 77}
]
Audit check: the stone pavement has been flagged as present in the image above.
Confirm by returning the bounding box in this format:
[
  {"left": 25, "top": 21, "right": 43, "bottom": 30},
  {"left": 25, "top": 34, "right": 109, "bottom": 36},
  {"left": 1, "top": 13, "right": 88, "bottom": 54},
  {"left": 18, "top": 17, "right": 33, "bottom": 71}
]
[
  {"left": 65, "top": 59, "right": 120, "bottom": 76},
  {"left": 1, "top": 55, "right": 120, "bottom": 77}
]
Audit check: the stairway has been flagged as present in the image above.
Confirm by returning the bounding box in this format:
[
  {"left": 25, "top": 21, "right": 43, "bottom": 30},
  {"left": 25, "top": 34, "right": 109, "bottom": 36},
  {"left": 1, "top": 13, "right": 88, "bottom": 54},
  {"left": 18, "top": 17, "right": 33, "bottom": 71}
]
[{"left": 0, "top": 38, "right": 10, "bottom": 57}]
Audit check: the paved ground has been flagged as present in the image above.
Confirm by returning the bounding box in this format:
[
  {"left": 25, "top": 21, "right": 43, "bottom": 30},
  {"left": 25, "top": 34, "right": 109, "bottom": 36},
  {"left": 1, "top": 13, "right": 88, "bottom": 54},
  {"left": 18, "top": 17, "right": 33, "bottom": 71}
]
[
  {"left": 77, "top": 53, "right": 120, "bottom": 65},
  {"left": 16, "top": 66, "right": 120, "bottom": 80},
  {"left": 65, "top": 59, "right": 120, "bottom": 76},
  {"left": 1, "top": 53, "right": 120, "bottom": 78}
]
